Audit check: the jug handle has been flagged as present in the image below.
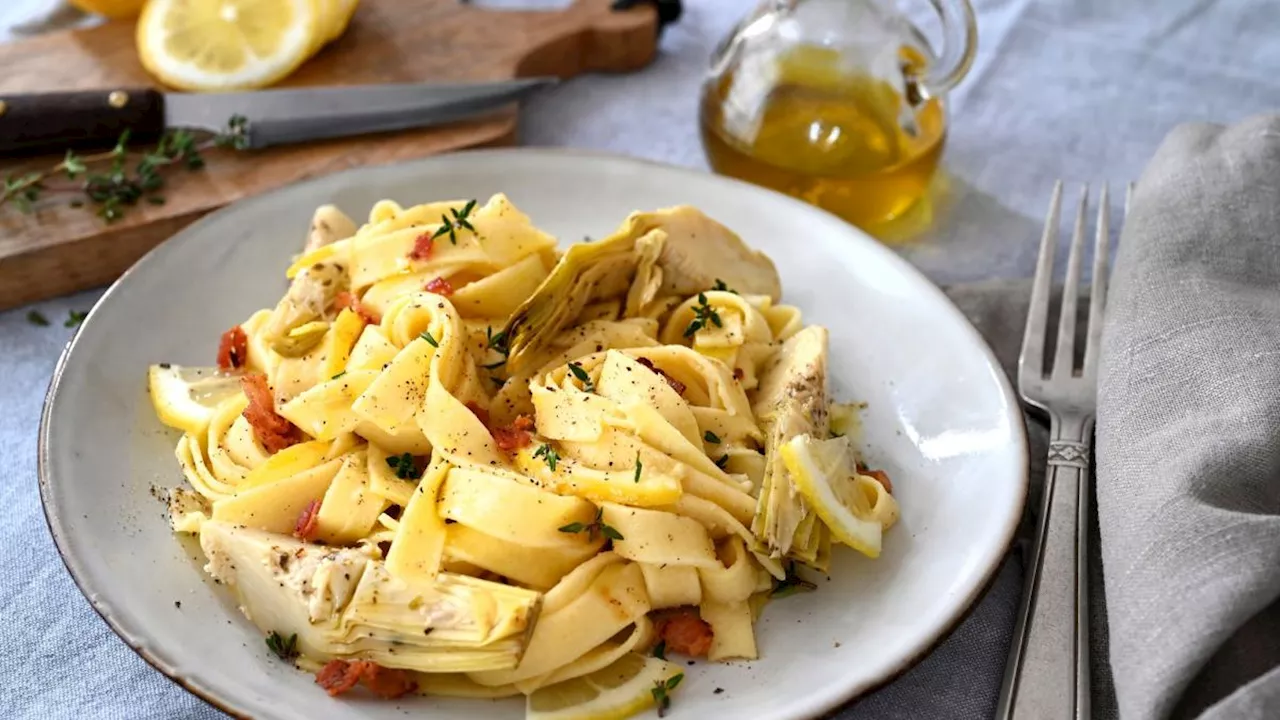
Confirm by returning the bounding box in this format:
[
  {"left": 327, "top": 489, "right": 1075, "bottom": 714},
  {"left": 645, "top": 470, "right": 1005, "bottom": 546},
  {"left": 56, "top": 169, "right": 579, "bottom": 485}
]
[{"left": 920, "top": 0, "right": 977, "bottom": 95}]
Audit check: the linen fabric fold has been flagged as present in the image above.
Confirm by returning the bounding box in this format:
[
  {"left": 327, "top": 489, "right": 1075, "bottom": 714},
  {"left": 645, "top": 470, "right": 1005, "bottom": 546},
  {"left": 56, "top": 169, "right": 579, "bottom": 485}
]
[{"left": 1097, "top": 114, "right": 1280, "bottom": 720}]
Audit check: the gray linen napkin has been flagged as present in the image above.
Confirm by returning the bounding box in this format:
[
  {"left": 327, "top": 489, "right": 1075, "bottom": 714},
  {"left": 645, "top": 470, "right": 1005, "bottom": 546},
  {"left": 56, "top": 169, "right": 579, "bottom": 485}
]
[{"left": 1098, "top": 114, "right": 1280, "bottom": 720}]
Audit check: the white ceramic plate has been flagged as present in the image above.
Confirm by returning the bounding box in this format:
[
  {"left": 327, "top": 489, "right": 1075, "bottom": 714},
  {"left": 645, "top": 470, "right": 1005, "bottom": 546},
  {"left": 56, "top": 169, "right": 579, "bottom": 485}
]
[{"left": 40, "top": 149, "right": 1026, "bottom": 720}]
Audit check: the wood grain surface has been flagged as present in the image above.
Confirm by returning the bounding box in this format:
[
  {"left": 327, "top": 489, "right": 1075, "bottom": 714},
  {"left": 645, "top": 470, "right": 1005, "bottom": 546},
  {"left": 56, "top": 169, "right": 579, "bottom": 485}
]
[{"left": 0, "top": 0, "right": 658, "bottom": 310}]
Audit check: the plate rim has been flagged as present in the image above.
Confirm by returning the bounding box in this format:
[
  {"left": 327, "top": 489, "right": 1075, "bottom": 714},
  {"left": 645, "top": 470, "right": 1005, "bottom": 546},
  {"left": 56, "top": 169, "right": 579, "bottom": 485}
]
[{"left": 38, "top": 146, "right": 1028, "bottom": 720}]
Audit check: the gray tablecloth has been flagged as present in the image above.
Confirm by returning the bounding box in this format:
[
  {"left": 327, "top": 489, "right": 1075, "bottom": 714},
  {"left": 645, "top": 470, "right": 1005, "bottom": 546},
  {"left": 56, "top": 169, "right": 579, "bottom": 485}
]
[{"left": 5, "top": 0, "right": 1280, "bottom": 717}]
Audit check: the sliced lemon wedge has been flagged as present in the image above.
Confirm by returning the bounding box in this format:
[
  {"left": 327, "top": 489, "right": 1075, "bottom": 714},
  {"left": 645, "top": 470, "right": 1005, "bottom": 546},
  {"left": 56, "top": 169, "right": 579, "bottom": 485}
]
[
  {"left": 780, "top": 434, "right": 884, "bottom": 558},
  {"left": 527, "top": 653, "right": 684, "bottom": 720},
  {"left": 137, "top": 0, "right": 323, "bottom": 91},
  {"left": 148, "top": 364, "right": 243, "bottom": 434}
]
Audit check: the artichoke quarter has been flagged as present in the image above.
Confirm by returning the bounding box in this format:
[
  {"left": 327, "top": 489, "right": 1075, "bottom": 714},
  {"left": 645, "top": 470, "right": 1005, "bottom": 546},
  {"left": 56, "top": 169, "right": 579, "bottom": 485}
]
[
  {"left": 502, "top": 206, "right": 781, "bottom": 373},
  {"left": 200, "top": 521, "right": 542, "bottom": 673},
  {"left": 261, "top": 261, "right": 350, "bottom": 358},
  {"left": 750, "top": 325, "right": 829, "bottom": 563}
]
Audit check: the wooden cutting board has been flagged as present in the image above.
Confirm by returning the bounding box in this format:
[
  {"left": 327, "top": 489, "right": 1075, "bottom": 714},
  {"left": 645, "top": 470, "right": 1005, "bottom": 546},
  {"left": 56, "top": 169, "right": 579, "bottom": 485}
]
[{"left": 0, "top": 0, "right": 660, "bottom": 311}]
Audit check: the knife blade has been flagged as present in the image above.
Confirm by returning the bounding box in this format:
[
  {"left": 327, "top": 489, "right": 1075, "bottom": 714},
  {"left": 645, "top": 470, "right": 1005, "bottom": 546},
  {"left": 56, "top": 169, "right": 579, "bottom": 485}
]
[{"left": 0, "top": 78, "right": 557, "bottom": 155}]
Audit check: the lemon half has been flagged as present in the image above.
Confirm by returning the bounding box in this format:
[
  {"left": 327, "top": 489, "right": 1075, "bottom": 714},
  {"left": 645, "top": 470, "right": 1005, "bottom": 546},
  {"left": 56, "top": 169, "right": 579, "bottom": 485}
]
[
  {"left": 148, "top": 364, "right": 243, "bottom": 434},
  {"left": 137, "top": 0, "right": 323, "bottom": 91},
  {"left": 527, "top": 653, "right": 684, "bottom": 720},
  {"left": 780, "top": 434, "right": 884, "bottom": 558}
]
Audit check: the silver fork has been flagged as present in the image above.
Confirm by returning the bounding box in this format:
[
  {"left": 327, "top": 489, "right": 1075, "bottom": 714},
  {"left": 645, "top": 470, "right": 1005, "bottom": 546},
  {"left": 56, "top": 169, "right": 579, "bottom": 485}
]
[{"left": 996, "top": 182, "right": 1124, "bottom": 720}]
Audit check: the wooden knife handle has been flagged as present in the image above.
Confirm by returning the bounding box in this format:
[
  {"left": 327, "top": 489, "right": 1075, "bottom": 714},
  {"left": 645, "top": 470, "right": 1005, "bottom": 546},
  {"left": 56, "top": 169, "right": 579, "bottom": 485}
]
[{"left": 0, "top": 88, "right": 165, "bottom": 155}]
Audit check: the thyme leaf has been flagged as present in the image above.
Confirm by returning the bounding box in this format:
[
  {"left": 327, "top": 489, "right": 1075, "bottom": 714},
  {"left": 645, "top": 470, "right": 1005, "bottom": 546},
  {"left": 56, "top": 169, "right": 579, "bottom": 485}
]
[
  {"left": 567, "top": 361, "right": 595, "bottom": 393},
  {"left": 771, "top": 561, "right": 818, "bottom": 599},
  {"left": 265, "top": 631, "right": 298, "bottom": 660},
  {"left": 533, "top": 443, "right": 560, "bottom": 472},
  {"left": 386, "top": 453, "right": 419, "bottom": 480},
  {"left": 711, "top": 278, "right": 738, "bottom": 294}
]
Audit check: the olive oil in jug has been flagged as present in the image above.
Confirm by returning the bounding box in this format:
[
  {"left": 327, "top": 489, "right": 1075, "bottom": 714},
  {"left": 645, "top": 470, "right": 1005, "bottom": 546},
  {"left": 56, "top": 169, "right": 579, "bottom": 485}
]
[{"left": 699, "top": 0, "right": 975, "bottom": 236}]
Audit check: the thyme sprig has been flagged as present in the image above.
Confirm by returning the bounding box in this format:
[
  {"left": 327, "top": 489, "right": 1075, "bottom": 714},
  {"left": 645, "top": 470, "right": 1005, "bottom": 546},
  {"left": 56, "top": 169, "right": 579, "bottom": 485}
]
[
  {"left": 533, "top": 443, "right": 561, "bottom": 472},
  {"left": 0, "top": 115, "right": 249, "bottom": 223},
  {"left": 558, "top": 507, "right": 624, "bottom": 542},
  {"left": 651, "top": 673, "right": 684, "bottom": 717},
  {"left": 486, "top": 326, "right": 509, "bottom": 356},
  {"left": 431, "top": 199, "right": 478, "bottom": 245},
  {"left": 265, "top": 631, "right": 299, "bottom": 661},
  {"left": 683, "top": 292, "right": 723, "bottom": 337}
]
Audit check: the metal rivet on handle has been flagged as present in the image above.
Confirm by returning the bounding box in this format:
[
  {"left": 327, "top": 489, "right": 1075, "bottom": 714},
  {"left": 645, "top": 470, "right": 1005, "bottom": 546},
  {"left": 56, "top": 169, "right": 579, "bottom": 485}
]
[{"left": 108, "top": 90, "right": 129, "bottom": 109}]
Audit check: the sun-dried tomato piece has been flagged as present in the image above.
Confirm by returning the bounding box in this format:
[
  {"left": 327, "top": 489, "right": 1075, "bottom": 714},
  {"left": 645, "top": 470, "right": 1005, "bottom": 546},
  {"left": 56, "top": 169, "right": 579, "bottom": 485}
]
[
  {"left": 241, "top": 373, "right": 302, "bottom": 454},
  {"left": 359, "top": 663, "right": 418, "bottom": 699},
  {"left": 492, "top": 414, "right": 535, "bottom": 452},
  {"left": 656, "top": 610, "right": 714, "bottom": 658},
  {"left": 314, "top": 659, "right": 417, "bottom": 699},
  {"left": 424, "top": 276, "right": 454, "bottom": 296},
  {"left": 662, "top": 374, "right": 687, "bottom": 396},
  {"left": 334, "top": 291, "right": 381, "bottom": 325},
  {"left": 294, "top": 499, "right": 321, "bottom": 540},
  {"left": 636, "top": 357, "right": 686, "bottom": 395},
  {"left": 407, "top": 233, "right": 434, "bottom": 261},
  {"left": 315, "top": 660, "right": 364, "bottom": 696},
  {"left": 217, "top": 325, "right": 248, "bottom": 370},
  {"left": 864, "top": 468, "right": 893, "bottom": 494},
  {"left": 466, "top": 402, "right": 490, "bottom": 427}
]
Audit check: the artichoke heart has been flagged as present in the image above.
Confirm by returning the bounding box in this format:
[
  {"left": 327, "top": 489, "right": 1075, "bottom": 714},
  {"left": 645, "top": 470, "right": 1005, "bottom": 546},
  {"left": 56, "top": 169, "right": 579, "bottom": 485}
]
[
  {"left": 199, "top": 521, "right": 542, "bottom": 673},
  {"left": 503, "top": 206, "right": 781, "bottom": 373},
  {"left": 262, "top": 261, "right": 349, "bottom": 357},
  {"left": 750, "top": 325, "right": 829, "bottom": 563},
  {"left": 304, "top": 204, "right": 357, "bottom": 254}
]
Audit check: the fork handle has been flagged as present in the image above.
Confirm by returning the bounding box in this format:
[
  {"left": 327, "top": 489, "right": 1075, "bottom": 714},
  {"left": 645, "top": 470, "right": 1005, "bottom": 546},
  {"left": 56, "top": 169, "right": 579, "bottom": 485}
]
[{"left": 996, "top": 413, "right": 1093, "bottom": 720}]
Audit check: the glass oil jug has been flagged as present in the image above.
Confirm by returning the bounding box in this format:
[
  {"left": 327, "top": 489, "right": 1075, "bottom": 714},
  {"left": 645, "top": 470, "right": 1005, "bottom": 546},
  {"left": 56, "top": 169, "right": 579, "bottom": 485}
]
[{"left": 700, "top": 0, "right": 977, "bottom": 235}]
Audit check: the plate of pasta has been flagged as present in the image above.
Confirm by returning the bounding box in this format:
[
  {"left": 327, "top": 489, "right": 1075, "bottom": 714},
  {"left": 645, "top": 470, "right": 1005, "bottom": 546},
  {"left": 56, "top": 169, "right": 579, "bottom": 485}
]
[{"left": 39, "top": 149, "right": 1026, "bottom": 720}]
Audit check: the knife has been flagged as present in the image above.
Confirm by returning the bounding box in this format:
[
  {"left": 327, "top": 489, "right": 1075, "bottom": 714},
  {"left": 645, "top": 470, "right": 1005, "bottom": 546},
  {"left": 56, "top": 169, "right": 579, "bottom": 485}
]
[{"left": 0, "top": 78, "right": 557, "bottom": 155}]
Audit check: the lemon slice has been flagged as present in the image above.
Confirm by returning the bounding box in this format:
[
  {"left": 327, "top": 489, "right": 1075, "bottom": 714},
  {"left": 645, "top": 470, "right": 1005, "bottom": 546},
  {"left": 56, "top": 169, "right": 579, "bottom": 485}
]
[
  {"left": 137, "top": 0, "right": 323, "bottom": 91},
  {"left": 780, "top": 434, "right": 883, "bottom": 558},
  {"left": 148, "top": 364, "right": 244, "bottom": 434},
  {"left": 527, "top": 653, "right": 684, "bottom": 720}
]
